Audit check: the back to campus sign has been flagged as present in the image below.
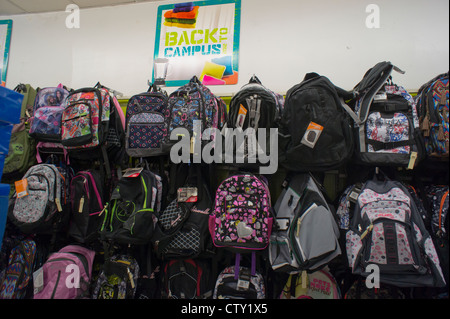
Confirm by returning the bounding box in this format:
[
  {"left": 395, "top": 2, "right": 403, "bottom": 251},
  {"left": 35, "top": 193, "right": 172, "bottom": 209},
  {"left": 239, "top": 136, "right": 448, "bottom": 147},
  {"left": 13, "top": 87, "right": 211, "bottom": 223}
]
[{"left": 153, "top": 0, "right": 241, "bottom": 87}]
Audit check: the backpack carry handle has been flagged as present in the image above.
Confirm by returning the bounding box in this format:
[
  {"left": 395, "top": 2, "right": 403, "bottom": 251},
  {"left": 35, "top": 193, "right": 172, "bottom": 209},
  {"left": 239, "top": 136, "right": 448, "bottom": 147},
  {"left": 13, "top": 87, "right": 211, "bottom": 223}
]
[
  {"left": 249, "top": 75, "right": 262, "bottom": 85},
  {"left": 189, "top": 76, "right": 202, "bottom": 85},
  {"left": 147, "top": 82, "right": 159, "bottom": 93}
]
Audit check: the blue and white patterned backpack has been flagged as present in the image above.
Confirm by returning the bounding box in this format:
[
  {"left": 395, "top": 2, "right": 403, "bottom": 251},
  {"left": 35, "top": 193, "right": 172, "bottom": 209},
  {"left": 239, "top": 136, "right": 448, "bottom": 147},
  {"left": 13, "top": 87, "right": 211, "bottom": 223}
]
[
  {"left": 352, "top": 61, "right": 426, "bottom": 168},
  {"left": 125, "top": 84, "right": 169, "bottom": 157}
]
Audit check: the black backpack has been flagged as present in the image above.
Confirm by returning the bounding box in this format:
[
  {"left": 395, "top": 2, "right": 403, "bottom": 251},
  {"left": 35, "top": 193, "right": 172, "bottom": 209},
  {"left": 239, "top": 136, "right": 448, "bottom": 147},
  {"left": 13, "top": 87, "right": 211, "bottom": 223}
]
[
  {"left": 99, "top": 168, "right": 162, "bottom": 245},
  {"left": 68, "top": 169, "right": 105, "bottom": 244},
  {"left": 278, "top": 73, "right": 356, "bottom": 172},
  {"left": 152, "top": 164, "right": 213, "bottom": 260},
  {"left": 225, "top": 75, "right": 284, "bottom": 166},
  {"left": 161, "top": 258, "right": 214, "bottom": 299}
]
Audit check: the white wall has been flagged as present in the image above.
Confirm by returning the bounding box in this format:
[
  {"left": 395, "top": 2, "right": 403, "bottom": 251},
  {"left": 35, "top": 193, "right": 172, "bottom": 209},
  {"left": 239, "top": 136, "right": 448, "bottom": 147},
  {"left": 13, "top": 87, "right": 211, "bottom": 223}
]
[{"left": 2, "top": 0, "right": 449, "bottom": 97}]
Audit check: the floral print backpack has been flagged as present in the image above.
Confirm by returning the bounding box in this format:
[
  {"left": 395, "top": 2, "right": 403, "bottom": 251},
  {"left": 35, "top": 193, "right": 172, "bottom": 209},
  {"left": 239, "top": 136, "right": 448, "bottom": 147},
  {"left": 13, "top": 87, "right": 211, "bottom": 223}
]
[
  {"left": 346, "top": 177, "right": 446, "bottom": 288},
  {"left": 209, "top": 173, "right": 273, "bottom": 252},
  {"left": 28, "top": 84, "right": 69, "bottom": 142},
  {"left": 352, "top": 61, "right": 426, "bottom": 168}
]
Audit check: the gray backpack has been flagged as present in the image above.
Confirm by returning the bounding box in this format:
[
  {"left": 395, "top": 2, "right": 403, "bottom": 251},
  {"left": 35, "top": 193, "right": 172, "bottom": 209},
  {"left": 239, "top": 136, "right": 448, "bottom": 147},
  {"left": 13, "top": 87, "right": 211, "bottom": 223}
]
[
  {"left": 346, "top": 177, "right": 446, "bottom": 287},
  {"left": 269, "top": 173, "right": 341, "bottom": 273},
  {"left": 8, "top": 164, "right": 65, "bottom": 234}
]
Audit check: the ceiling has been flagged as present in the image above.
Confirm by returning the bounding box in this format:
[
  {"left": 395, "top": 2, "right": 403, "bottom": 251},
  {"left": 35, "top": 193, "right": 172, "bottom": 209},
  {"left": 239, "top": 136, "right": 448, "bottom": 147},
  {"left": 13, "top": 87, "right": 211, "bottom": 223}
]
[{"left": 0, "top": 0, "right": 168, "bottom": 16}]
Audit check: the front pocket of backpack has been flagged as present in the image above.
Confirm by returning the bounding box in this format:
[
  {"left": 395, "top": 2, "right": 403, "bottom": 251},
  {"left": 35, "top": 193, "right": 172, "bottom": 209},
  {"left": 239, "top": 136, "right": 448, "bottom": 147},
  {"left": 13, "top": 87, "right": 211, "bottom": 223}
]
[
  {"left": 164, "top": 224, "right": 201, "bottom": 256},
  {"left": 363, "top": 219, "right": 421, "bottom": 274},
  {"left": 217, "top": 207, "right": 271, "bottom": 249},
  {"left": 123, "top": 208, "right": 154, "bottom": 239},
  {"left": 61, "top": 101, "right": 93, "bottom": 146},
  {"left": 269, "top": 235, "right": 294, "bottom": 270},
  {"left": 13, "top": 187, "right": 49, "bottom": 224},
  {"left": 127, "top": 113, "right": 165, "bottom": 150},
  {"left": 365, "top": 112, "right": 412, "bottom": 154},
  {"left": 29, "top": 106, "right": 64, "bottom": 137}
]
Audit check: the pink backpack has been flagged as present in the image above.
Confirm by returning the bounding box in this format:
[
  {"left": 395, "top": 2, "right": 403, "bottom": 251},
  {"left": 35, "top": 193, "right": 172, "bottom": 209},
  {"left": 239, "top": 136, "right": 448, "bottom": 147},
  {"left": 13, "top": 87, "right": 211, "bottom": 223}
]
[
  {"left": 34, "top": 245, "right": 95, "bottom": 299},
  {"left": 209, "top": 173, "right": 273, "bottom": 252}
]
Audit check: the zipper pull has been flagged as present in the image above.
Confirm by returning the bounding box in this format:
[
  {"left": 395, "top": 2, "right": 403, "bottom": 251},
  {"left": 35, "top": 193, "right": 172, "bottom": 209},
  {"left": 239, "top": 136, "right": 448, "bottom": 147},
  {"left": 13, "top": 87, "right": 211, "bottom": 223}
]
[
  {"left": 78, "top": 197, "right": 85, "bottom": 213},
  {"left": 98, "top": 202, "right": 109, "bottom": 217},
  {"left": 360, "top": 223, "right": 374, "bottom": 240},
  {"left": 127, "top": 267, "right": 135, "bottom": 289},
  {"left": 296, "top": 218, "right": 301, "bottom": 237},
  {"left": 55, "top": 198, "right": 63, "bottom": 212}
]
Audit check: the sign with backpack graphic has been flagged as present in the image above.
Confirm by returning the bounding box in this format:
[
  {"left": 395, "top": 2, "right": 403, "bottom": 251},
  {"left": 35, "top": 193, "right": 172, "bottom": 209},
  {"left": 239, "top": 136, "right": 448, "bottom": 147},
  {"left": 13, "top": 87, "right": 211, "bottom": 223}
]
[
  {"left": 352, "top": 61, "right": 426, "bottom": 168},
  {"left": 278, "top": 73, "right": 356, "bottom": 172},
  {"left": 153, "top": 0, "right": 241, "bottom": 86},
  {"left": 345, "top": 175, "right": 446, "bottom": 287},
  {"left": 416, "top": 72, "right": 449, "bottom": 158},
  {"left": 269, "top": 173, "right": 341, "bottom": 273}
]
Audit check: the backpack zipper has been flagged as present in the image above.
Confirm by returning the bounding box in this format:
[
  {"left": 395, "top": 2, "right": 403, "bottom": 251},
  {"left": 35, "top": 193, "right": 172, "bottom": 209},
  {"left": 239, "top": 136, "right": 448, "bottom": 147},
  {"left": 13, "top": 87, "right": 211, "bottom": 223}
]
[{"left": 438, "top": 189, "right": 449, "bottom": 237}]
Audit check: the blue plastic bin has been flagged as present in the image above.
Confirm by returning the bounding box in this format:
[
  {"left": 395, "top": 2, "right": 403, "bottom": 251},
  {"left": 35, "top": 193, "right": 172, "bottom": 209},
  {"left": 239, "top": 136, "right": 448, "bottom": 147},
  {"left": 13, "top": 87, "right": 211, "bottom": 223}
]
[
  {"left": 0, "top": 85, "right": 24, "bottom": 125},
  {"left": 0, "top": 183, "right": 11, "bottom": 250}
]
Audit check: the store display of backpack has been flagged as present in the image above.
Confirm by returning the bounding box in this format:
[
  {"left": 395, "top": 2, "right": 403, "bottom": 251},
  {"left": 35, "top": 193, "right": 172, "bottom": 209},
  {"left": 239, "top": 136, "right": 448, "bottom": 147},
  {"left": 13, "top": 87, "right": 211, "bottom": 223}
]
[
  {"left": 278, "top": 72, "right": 356, "bottom": 172},
  {"left": 1, "top": 64, "right": 448, "bottom": 301},
  {"left": 415, "top": 72, "right": 449, "bottom": 158},
  {"left": 225, "top": 75, "right": 284, "bottom": 166},
  {"left": 125, "top": 83, "right": 169, "bottom": 158},
  {"left": 269, "top": 173, "right": 341, "bottom": 273},
  {"left": 28, "top": 84, "right": 70, "bottom": 142},
  {"left": 351, "top": 61, "right": 426, "bottom": 168},
  {"left": 345, "top": 175, "right": 446, "bottom": 288}
]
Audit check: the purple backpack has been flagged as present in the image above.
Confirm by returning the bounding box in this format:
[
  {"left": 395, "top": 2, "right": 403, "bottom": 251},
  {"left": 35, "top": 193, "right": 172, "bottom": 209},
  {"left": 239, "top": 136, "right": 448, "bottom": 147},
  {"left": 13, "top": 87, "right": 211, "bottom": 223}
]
[
  {"left": 33, "top": 245, "right": 95, "bottom": 299},
  {"left": 28, "top": 84, "right": 70, "bottom": 142},
  {"left": 209, "top": 173, "right": 273, "bottom": 252}
]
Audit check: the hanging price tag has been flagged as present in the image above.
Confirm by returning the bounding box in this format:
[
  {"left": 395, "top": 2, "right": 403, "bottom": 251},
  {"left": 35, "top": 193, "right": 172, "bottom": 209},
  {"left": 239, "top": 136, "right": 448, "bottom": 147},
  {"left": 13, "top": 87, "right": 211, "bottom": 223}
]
[{"left": 15, "top": 179, "right": 29, "bottom": 198}]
